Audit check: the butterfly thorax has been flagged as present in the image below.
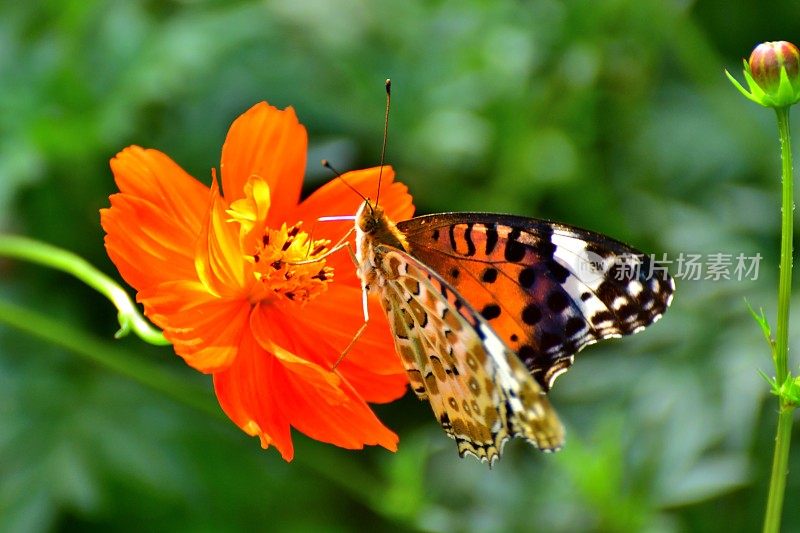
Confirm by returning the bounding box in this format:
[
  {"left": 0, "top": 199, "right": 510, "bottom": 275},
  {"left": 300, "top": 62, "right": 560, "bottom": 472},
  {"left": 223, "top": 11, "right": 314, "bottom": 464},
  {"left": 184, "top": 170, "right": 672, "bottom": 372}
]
[{"left": 354, "top": 200, "right": 409, "bottom": 292}]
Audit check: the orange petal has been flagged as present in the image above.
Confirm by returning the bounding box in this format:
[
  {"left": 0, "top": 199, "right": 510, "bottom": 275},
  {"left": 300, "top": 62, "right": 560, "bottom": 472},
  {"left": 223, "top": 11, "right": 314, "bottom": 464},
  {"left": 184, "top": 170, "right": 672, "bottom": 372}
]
[
  {"left": 102, "top": 195, "right": 198, "bottom": 289},
  {"left": 102, "top": 147, "right": 210, "bottom": 290},
  {"left": 271, "top": 361, "right": 399, "bottom": 453},
  {"left": 213, "top": 329, "right": 295, "bottom": 460},
  {"left": 109, "top": 146, "right": 210, "bottom": 233},
  {"left": 138, "top": 280, "right": 250, "bottom": 373},
  {"left": 220, "top": 102, "right": 307, "bottom": 225},
  {"left": 254, "top": 306, "right": 400, "bottom": 442},
  {"left": 292, "top": 166, "right": 415, "bottom": 285},
  {"left": 264, "top": 310, "right": 399, "bottom": 451},
  {"left": 289, "top": 284, "right": 408, "bottom": 403},
  {"left": 250, "top": 303, "right": 344, "bottom": 399}
]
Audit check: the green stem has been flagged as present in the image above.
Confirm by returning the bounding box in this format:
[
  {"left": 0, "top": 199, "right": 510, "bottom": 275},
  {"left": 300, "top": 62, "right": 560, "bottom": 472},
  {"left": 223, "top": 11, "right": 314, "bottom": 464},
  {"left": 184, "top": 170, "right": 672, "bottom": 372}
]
[
  {"left": 763, "top": 106, "right": 796, "bottom": 533},
  {"left": 0, "top": 234, "right": 168, "bottom": 345},
  {"left": 765, "top": 407, "right": 795, "bottom": 533},
  {"left": 774, "top": 107, "right": 793, "bottom": 387}
]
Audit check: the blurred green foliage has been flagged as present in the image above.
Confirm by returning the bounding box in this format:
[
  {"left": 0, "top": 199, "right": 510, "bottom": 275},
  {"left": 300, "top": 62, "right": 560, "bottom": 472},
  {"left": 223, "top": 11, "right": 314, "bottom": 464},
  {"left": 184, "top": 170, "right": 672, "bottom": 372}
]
[{"left": 1, "top": 0, "right": 799, "bottom": 531}]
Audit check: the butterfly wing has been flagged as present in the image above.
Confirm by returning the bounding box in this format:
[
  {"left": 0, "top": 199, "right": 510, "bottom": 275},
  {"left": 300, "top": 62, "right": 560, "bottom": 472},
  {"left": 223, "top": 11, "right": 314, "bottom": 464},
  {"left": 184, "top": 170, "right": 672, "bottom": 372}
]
[
  {"left": 396, "top": 213, "right": 675, "bottom": 390},
  {"left": 374, "top": 245, "right": 564, "bottom": 463}
]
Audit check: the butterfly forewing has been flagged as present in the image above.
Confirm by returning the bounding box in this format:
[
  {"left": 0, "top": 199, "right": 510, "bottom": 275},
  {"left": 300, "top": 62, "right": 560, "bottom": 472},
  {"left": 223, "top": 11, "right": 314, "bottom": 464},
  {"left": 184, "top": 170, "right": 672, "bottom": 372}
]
[{"left": 396, "top": 213, "right": 675, "bottom": 389}]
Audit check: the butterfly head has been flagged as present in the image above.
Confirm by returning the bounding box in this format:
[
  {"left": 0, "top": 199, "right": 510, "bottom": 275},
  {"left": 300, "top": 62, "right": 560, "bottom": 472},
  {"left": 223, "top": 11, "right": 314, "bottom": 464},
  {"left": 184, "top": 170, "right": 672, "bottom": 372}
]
[
  {"left": 355, "top": 199, "right": 382, "bottom": 233},
  {"left": 355, "top": 199, "right": 408, "bottom": 251}
]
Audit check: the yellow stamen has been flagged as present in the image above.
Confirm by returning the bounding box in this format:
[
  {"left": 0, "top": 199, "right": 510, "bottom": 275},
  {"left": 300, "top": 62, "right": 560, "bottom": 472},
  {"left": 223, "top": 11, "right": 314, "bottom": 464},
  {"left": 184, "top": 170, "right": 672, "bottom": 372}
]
[{"left": 248, "top": 221, "right": 333, "bottom": 305}]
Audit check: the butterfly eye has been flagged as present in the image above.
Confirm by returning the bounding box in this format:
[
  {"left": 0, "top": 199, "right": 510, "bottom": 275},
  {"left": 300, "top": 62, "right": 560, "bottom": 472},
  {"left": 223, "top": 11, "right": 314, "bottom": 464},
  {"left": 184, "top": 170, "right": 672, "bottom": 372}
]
[
  {"left": 359, "top": 214, "right": 381, "bottom": 234},
  {"left": 358, "top": 217, "right": 372, "bottom": 233}
]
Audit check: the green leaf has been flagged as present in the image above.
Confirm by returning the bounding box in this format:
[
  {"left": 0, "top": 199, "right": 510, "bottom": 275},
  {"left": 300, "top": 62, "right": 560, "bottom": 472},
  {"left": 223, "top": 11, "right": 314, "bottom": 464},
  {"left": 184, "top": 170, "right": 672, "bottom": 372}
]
[{"left": 745, "top": 300, "right": 775, "bottom": 356}]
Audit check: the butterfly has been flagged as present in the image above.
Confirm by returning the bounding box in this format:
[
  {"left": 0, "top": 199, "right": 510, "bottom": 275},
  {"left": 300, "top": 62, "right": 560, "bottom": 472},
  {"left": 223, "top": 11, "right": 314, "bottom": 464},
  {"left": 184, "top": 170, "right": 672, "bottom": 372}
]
[{"left": 352, "top": 200, "right": 674, "bottom": 465}]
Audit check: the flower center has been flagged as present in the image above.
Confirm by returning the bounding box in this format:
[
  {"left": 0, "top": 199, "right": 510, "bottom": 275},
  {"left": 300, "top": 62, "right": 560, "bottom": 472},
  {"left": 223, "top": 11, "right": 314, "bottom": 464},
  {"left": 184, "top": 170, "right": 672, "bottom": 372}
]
[{"left": 248, "top": 222, "right": 333, "bottom": 305}]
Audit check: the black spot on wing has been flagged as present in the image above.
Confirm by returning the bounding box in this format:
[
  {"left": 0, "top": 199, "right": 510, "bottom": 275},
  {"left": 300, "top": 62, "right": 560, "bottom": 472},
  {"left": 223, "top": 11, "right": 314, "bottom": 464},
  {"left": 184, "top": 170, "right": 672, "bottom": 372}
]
[
  {"left": 618, "top": 303, "right": 639, "bottom": 320},
  {"left": 547, "top": 259, "right": 570, "bottom": 284},
  {"left": 591, "top": 310, "right": 615, "bottom": 326},
  {"left": 464, "top": 223, "right": 476, "bottom": 256},
  {"left": 530, "top": 239, "right": 556, "bottom": 258},
  {"left": 522, "top": 304, "right": 542, "bottom": 325},
  {"left": 482, "top": 268, "right": 498, "bottom": 283},
  {"left": 504, "top": 228, "right": 526, "bottom": 262},
  {"left": 481, "top": 304, "right": 501, "bottom": 320},
  {"left": 485, "top": 224, "right": 499, "bottom": 255},
  {"left": 518, "top": 267, "right": 536, "bottom": 288},
  {"left": 547, "top": 291, "right": 570, "bottom": 313},
  {"left": 539, "top": 332, "right": 562, "bottom": 352},
  {"left": 565, "top": 317, "right": 586, "bottom": 337}
]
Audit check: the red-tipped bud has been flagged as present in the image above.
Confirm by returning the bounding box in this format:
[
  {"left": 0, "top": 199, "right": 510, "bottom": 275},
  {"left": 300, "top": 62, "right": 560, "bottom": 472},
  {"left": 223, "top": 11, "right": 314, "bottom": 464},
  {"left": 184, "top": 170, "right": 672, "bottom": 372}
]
[
  {"left": 727, "top": 40, "right": 800, "bottom": 108},
  {"left": 749, "top": 41, "right": 800, "bottom": 94}
]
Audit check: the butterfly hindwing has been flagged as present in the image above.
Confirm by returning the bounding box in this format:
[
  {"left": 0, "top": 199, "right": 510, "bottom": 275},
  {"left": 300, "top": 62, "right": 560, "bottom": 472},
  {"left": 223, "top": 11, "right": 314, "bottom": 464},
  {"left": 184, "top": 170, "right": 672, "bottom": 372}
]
[
  {"left": 397, "top": 213, "right": 675, "bottom": 389},
  {"left": 373, "top": 246, "right": 564, "bottom": 463}
]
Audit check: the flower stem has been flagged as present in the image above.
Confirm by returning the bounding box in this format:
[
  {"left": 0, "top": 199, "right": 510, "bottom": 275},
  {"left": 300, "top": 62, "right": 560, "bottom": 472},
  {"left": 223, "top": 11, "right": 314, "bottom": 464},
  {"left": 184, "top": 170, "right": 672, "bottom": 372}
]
[
  {"left": 765, "top": 407, "right": 794, "bottom": 532},
  {"left": 763, "top": 106, "right": 796, "bottom": 533},
  {"left": 0, "top": 234, "right": 169, "bottom": 345},
  {"left": 774, "top": 107, "right": 793, "bottom": 392}
]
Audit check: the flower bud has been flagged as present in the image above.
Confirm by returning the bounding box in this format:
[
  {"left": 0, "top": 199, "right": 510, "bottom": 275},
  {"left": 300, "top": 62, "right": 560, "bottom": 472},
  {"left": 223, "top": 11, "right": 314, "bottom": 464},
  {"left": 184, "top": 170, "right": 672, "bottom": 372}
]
[
  {"left": 726, "top": 40, "right": 800, "bottom": 108},
  {"left": 750, "top": 42, "right": 800, "bottom": 93}
]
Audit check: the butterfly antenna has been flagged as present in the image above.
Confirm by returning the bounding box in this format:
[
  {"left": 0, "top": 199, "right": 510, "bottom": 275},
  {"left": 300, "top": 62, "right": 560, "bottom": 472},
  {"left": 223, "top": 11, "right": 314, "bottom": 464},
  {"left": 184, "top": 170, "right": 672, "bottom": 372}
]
[
  {"left": 322, "top": 159, "right": 368, "bottom": 203},
  {"left": 375, "top": 78, "right": 391, "bottom": 209}
]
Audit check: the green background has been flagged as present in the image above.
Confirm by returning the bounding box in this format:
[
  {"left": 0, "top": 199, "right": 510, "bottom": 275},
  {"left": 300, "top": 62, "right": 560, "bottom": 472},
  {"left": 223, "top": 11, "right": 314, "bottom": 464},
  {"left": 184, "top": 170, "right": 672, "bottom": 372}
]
[{"left": 1, "top": 0, "right": 799, "bottom": 531}]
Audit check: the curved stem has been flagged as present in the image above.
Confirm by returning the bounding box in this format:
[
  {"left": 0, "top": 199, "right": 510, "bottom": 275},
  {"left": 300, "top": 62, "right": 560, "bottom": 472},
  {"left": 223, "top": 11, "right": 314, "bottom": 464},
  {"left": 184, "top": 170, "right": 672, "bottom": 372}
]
[
  {"left": 763, "top": 106, "right": 795, "bottom": 533},
  {"left": 0, "top": 234, "right": 168, "bottom": 345}
]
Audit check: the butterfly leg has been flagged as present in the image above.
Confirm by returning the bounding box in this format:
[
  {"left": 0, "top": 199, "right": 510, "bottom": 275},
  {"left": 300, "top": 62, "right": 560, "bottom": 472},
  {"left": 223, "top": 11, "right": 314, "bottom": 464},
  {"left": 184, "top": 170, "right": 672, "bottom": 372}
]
[
  {"left": 332, "top": 290, "right": 369, "bottom": 370},
  {"left": 331, "top": 243, "right": 372, "bottom": 370},
  {"left": 332, "top": 319, "right": 368, "bottom": 370}
]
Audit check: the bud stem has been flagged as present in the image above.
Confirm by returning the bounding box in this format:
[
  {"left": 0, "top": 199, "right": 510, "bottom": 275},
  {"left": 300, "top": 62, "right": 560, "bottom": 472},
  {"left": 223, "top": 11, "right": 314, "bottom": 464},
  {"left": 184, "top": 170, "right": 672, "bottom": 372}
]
[
  {"left": 775, "top": 107, "right": 793, "bottom": 385},
  {"left": 763, "top": 106, "right": 796, "bottom": 533}
]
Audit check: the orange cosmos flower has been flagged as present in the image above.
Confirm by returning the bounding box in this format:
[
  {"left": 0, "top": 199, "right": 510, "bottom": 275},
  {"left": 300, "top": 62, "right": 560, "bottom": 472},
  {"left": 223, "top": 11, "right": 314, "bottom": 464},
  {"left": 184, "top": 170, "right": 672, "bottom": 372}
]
[{"left": 101, "top": 102, "right": 415, "bottom": 461}]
